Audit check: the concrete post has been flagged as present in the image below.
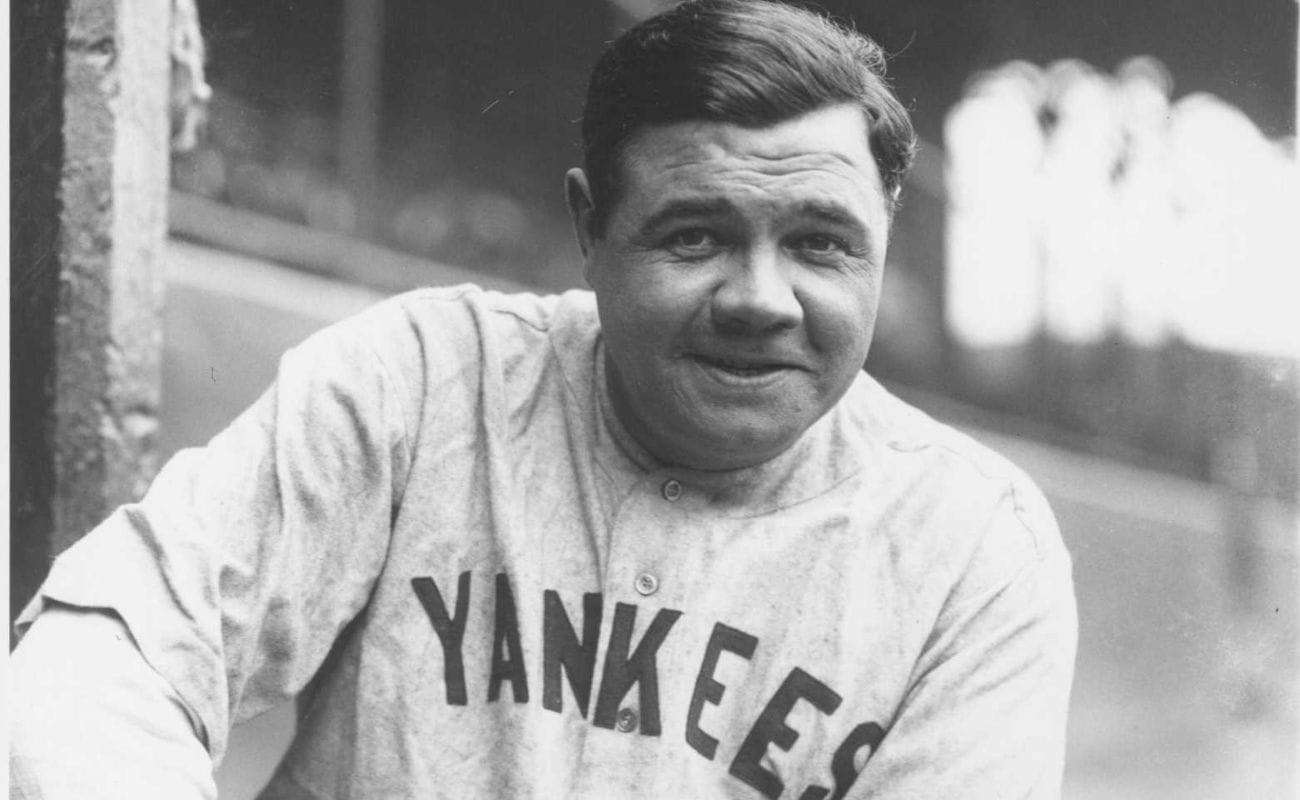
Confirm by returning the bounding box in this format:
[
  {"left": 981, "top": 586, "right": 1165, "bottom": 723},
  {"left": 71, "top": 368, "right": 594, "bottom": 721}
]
[{"left": 10, "top": 0, "right": 172, "bottom": 622}]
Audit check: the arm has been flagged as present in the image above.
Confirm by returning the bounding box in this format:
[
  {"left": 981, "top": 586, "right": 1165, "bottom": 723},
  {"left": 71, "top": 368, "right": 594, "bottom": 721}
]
[
  {"left": 853, "top": 489, "right": 1078, "bottom": 799},
  {"left": 11, "top": 607, "right": 217, "bottom": 799},
  {"left": 10, "top": 300, "right": 416, "bottom": 794}
]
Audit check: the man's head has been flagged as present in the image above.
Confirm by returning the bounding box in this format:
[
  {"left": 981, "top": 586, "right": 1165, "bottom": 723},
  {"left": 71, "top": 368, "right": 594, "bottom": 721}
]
[
  {"left": 579, "top": 0, "right": 916, "bottom": 234},
  {"left": 567, "top": 0, "right": 916, "bottom": 472}
]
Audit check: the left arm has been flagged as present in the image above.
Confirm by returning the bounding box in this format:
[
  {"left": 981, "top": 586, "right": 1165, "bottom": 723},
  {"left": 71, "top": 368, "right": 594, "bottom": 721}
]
[{"left": 851, "top": 492, "right": 1078, "bottom": 799}]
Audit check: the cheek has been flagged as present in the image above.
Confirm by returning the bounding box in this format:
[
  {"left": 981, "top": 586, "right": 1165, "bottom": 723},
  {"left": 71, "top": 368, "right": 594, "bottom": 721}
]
[
  {"left": 613, "top": 266, "right": 710, "bottom": 336},
  {"left": 600, "top": 287, "right": 685, "bottom": 379},
  {"left": 805, "top": 279, "right": 879, "bottom": 360}
]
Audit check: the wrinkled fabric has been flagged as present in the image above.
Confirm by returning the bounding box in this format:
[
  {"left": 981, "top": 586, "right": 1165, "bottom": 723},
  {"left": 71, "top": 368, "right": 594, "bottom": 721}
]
[
  {"left": 11, "top": 607, "right": 218, "bottom": 800},
  {"left": 15, "top": 286, "right": 1077, "bottom": 800}
]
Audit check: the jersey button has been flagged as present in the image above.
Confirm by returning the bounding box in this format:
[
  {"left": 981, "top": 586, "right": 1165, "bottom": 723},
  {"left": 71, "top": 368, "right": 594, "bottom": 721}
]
[
  {"left": 661, "top": 479, "right": 682, "bottom": 501},
  {"left": 634, "top": 572, "right": 659, "bottom": 596},
  {"left": 616, "top": 707, "right": 638, "bottom": 733}
]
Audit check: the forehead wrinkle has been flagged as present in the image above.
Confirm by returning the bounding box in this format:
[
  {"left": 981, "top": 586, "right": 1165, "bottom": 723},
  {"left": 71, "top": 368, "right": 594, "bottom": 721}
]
[
  {"left": 655, "top": 149, "right": 867, "bottom": 178},
  {"left": 648, "top": 161, "right": 871, "bottom": 204},
  {"left": 663, "top": 166, "right": 882, "bottom": 221},
  {"left": 645, "top": 163, "right": 878, "bottom": 213},
  {"left": 737, "top": 148, "right": 865, "bottom": 172}
]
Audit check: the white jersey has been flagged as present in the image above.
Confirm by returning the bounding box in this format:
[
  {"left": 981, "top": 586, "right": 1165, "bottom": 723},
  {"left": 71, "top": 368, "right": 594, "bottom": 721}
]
[{"left": 16, "top": 286, "right": 1076, "bottom": 799}]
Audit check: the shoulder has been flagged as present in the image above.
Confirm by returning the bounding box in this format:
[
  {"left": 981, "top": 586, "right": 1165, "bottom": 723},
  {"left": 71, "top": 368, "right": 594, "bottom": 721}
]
[
  {"left": 289, "top": 285, "right": 602, "bottom": 433},
  {"left": 297, "top": 284, "right": 597, "bottom": 372},
  {"left": 839, "top": 374, "right": 1066, "bottom": 574},
  {"left": 336, "top": 284, "right": 577, "bottom": 338}
]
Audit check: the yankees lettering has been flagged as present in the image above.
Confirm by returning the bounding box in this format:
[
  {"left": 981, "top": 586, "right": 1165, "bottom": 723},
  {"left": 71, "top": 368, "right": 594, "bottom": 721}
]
[{"left": 412, "top": 571, "right": 886, "bottom": 800}]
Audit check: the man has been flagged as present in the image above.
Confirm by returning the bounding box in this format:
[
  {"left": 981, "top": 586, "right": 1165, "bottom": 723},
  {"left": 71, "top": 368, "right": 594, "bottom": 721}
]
[{"left": 11, "top": 1, "right": 1077, "bottom": 798}]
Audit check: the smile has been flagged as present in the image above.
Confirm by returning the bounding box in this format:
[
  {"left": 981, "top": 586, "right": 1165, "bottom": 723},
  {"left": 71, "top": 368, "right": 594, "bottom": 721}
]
[{"left": 690, "top": 354, "right": 797, "bottom": 382}]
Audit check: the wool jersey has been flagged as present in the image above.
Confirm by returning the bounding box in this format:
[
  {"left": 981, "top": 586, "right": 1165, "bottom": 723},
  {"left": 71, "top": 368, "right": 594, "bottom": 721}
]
[{"left": 19, "top": 286, "right": 1077, "bottom": 799}]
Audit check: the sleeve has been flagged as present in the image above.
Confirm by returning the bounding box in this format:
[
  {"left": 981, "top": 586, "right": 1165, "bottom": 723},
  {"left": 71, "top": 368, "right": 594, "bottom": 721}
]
[
  {"left": 852, "top": 484, "right": 1078, "bottom": 799},
  {"left": 11, "top": 304, "right": 414, "bottom": 769},
  {"left": 10, "top": 607, "right": 217, "bottom": 800}
]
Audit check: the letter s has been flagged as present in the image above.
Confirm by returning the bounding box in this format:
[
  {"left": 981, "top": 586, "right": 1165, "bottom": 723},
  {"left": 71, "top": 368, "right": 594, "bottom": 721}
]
[{"left": 827, "top": 722, "right": 884, "bottom": 800}]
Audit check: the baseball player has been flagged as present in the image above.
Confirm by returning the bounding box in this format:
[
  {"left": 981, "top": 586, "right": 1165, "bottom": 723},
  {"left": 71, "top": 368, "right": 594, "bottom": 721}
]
[{"left": 11, "top": 2, "right": 1077, "bottom": 798}]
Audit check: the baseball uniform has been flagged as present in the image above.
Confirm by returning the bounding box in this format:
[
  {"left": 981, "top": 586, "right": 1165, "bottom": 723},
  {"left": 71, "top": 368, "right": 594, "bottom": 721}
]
[{"left": 14, "top": 286, "right": 1077, "bottom": 799}]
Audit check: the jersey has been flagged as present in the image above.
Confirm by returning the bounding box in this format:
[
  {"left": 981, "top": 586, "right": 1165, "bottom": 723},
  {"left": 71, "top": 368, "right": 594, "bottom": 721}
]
[{"left": 16, "top": 285, "right": 1077, "bottom": 799}]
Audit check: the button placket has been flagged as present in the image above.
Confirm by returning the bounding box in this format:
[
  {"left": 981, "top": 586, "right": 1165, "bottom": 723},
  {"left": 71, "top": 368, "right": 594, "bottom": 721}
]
[
  {"left": 634, "top": 572, "right": 659, "bottom": 596},
  {"left": 602, "top": 474, "right": 683, "bottom": 631}
]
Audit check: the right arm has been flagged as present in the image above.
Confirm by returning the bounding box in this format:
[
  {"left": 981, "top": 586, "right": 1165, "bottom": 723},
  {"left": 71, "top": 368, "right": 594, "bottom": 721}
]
[
  {"left": 10, "top": 299, "right": 418, "bottom": 797},
  {"left": 11, "top": 607, "right": 218, "bottom": 799}
]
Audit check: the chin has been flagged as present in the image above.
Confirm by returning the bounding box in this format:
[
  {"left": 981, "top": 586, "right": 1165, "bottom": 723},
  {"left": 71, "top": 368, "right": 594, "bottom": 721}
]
[{"left": 683, "top": 424, "right": 800, "bottom": 470}]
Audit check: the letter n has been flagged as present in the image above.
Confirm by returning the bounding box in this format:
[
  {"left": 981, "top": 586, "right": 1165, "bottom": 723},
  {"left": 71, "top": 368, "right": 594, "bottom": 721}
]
[{"left": 542, "top": 590, "right": 602, "bottom": 716}]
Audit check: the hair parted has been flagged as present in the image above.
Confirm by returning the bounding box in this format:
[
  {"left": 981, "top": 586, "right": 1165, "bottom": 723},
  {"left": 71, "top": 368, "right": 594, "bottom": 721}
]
[{"left": 580, "top": 0, "right": 917, "bottom": 231}]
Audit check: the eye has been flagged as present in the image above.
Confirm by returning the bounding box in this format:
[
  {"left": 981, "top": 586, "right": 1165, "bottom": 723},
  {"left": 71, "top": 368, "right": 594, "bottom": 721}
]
[
  {"left": 669, "top": 228, "right": 712, "bottom": 248},
  {"left": 664, "top": 227, "right": 721, "bottom": 256},
  {"left": 794, "top": 233, "right": 847, "bottom": 255}
]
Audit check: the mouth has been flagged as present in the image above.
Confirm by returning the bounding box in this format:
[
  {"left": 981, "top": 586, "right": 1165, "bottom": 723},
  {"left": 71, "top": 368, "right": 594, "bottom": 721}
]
[{"left": 690, "top": 353, "right": 797, "bottom": 380}]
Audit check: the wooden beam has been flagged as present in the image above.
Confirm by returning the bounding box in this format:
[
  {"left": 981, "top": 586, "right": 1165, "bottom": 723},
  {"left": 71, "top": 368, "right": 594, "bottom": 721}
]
[{"left": 10, "top": 0, "right": 172, "bottom": 621}]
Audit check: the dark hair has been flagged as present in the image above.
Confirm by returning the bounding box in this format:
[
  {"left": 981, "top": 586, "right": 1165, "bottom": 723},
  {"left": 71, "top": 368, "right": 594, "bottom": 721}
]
[{"left": 581, "top": 0, "right": 916, "bottom": 231}]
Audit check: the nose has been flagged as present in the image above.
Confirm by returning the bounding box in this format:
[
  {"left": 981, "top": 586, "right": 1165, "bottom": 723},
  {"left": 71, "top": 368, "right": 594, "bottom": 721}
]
[{"left": 710, "top": 245, "right": 803, "bottom": 333}]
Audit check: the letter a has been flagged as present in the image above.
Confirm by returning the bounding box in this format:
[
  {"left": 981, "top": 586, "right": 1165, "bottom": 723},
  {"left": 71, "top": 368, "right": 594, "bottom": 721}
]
[{"left": 488, "top": 572, "right": 530, "bottom": 703}]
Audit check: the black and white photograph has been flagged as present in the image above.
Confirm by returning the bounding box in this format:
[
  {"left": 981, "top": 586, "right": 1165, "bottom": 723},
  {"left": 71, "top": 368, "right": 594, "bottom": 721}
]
[{"left": 9, "top": 0, "right": 1299, "bottom": 797}]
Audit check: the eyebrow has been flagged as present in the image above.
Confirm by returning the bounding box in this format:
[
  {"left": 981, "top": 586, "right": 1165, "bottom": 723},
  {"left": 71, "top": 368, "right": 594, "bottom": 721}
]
[
  {"left": 635, "top": 197, "right": 737, "bottom": 237},
  {"left": 794, "top": 200, "right": 861, "bottom": 229},
  {"left": 634, "top": 196, "right": 878, "bottom": 254},
  {"left": 793, "top": 200, "right": 877, "bottom": 253}
]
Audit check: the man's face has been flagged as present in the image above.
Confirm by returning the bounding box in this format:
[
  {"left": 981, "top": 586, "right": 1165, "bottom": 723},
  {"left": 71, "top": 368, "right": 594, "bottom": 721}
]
[{"left": 569, "top": 104, "right": 892, "bottom": 471}]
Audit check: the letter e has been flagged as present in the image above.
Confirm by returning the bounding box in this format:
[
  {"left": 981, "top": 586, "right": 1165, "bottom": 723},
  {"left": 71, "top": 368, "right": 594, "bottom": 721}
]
[
  {"left": 685, "top": 622, "right": 758, "bottom": 760},
  {"left": 729, "top": 668, "right": 842, "bottom": 799}
]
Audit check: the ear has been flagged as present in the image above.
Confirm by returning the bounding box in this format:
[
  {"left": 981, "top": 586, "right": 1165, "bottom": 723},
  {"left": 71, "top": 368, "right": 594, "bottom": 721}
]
[{"left": 565, "top": 168, "right": 598, "bottom": 263}]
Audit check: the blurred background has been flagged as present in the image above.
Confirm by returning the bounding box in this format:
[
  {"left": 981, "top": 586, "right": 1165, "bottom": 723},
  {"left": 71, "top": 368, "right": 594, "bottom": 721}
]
[{"left": 12, "top": 0, "right": 1300, "bottom": 797}]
